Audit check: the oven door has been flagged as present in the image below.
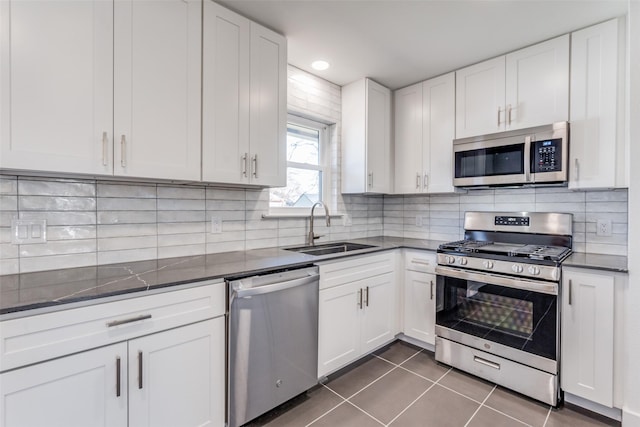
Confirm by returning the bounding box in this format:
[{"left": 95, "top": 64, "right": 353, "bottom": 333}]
[
  {"left": 435, "top": 266, "right": 558, "bottom": 371},
  {"left": 453, "top": 138, "right": 530, "bottom": 187}
]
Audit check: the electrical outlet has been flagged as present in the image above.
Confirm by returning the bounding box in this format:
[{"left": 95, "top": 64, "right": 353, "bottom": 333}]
[
  {"left": 211, "top": 216, "right": 222, "bottom": 234},
  {"left": 342, "top": 214, "right": 352, "bottom": 227},
  {"left": 12, "top": 219, "right": 47, "bottom": 244},
  {"left": 415, "top": 216, "right": 422, "bottom": 227},
  {"left": 596, "top": 219, "right": 612, "bottom": 237}
]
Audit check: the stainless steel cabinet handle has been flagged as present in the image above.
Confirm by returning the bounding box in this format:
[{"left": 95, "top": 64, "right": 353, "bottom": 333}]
[
  {"left": 474, "top": 356, "right": 500, "bottom": 370},
  {"left": 365, "top": 286, "right": 369, "bottom": 307},
  {"left": 507, "top": 104, "right": 512, "bottom": 125},
  {"left": 116, "top": 356, "right": 121, "bottom": 397},
  {"left": 138, "top": 351, "right": 143, "bottom": 389},
  {"left": 497, "top": 106, "right": 502, "bottom": 126},
  {"left": 368, "top": 172, "right": 373, "bottom": 187},
  {"left": 568, "top": 279, "right": 572, "bottom": 305},
  {"left": 423, "top": 174, "right": 428, "bottom": 189},
  {"left": 102, "top": 132, "right": 108, "bottom": 166},
  {"left": 574, "top": 159, "right": 579, "bottom": 181},
  {"left": 252, "top": 155, "right": 258, "bottom": 178},
  {"left": 106, "top": 314, "right": 152, "bottom": 327},
  {"left": 411, "top": 260, "right": 430, "bottom": 266},
  {"left": 430, "top": 280, "right": 434, "bottom": 300},
  {"left": 242, "top": 153, "right": 248, "bottom": 177},
  {"left": 416, "top": 173, "right": 420, "bottom": 189},
  {"left": 120, "top": 135, "right": 126, "bottom": 168},
  {"left": 358, "top": 288, "right": 363, "bottom": 309}
]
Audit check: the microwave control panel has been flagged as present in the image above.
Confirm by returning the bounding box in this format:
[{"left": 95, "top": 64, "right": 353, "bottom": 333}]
[{"left": 531, "top": 138, "right": 562, "bottom": 173}]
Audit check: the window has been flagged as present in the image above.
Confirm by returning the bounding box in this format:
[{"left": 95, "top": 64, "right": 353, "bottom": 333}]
[{"left": 270, "top": 115, "right": 329, "bottom": 213}]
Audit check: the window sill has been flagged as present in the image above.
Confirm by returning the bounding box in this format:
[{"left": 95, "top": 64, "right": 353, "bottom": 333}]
[{"left": 261, "top": 213, "right": 345, "bottom": 220}]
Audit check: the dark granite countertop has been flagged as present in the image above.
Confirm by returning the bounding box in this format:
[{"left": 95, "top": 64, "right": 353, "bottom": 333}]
[{"left": 0, "top": 236, "right": 627, "bottom": 319}]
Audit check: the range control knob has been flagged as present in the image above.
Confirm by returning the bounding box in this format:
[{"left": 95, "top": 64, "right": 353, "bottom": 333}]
[
  {"left": 528, "top": 266, "right": 540, "bottom": 275},
  {"left": 512, "top": 264, "right": 524, "bottom": 274},
  {"left": 458, "top": 258, "right": 468, "bottom": 266},
  {"left": 482, "top": 260, "right": 494, "bottom": 269},
  {"left": 447, "top": 256, "right": 456, "bottom": 264}
]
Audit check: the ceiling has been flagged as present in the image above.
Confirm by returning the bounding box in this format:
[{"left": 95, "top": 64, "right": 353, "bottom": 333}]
[{"left": 217, "top": 0, "right": 628, "bottom": 90}]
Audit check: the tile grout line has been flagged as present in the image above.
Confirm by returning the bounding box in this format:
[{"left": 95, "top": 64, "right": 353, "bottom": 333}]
[
  {"left": 343, "top": 400, "right": 387, "bottom": 426},
  {"left": 479, "top": 404, "right": 535, "bottom": 427},
  {"left": 463, "top": 384, "right": 497, "bottom": 427},
  {"left": 303, "top": 390, "right": 347, "bottom": 427},
  {"left": 383, "top": 380, "right": 438, "bottom": 426},
  {"left": 542, "top": 406, "right": 552, "bottom": 427}
]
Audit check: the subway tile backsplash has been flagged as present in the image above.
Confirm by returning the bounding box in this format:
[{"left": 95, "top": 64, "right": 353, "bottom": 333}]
[{"left": 383, "top": 187, "right": 628, "bottom": 256}]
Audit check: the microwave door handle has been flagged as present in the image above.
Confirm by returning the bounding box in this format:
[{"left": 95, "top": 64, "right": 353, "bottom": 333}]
[{"left": 524, "top": 136, "right": 532, "bottom": 183}]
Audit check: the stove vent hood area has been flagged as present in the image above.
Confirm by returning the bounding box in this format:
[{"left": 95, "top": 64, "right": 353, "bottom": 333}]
[{"left": 452, "top": 122, "right": 569, "bottom": 189}]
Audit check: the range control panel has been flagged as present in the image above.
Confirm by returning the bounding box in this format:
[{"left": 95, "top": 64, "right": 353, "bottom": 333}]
[
  {"left": 532, "top": 138, "right": 562, "bottom": 173},
  {"left": 494, "top": 216, "right": 530, "bottom": 226}
]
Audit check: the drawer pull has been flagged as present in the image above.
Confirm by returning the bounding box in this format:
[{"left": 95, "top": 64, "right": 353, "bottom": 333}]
[
  {"left": 410, "top": 260, "right": 431, "bottom": 266},
  {"left": 474, "top": 356, "right": 500, "bottom": 370},
  {"left": 106, "top": 314, "right": 152, "bottom": 328},
  {"left": 138, "top": 351, "right": 144, "bottom": 389},
  {"left": 430, "top": 280, "right": 434, "bottom": 300},
  {"left": 365, "top": 286, "right": 369, "bottom": 307},
  {"left": 116, "top": 356, "right": 121, "bottom": 397},
  {"left": 358, "top": 288, "right": 363, "bottom": 309}
]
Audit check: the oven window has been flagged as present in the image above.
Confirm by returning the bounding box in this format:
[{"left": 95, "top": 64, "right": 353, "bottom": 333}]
[
  {"left": 455, "top": 143, "right": 525, "bottom": 178},
  {"left": 436, "top": 275, "right": 557, "bottom": 360}
]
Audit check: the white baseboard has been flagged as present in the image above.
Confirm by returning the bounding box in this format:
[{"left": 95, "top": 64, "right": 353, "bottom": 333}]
[
  {"left": 564, "top": 393, "right": 622, "bottom": 421},
  {"left": 623, "top": 408, "right": 640, "bottom": 427}
]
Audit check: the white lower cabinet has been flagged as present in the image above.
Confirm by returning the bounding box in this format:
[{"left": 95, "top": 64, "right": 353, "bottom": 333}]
[
  {"left": 1, "top": 343, "right": 128, "bottom": 427},
  {"left": 1, "top": 318, "right": 225, "bottom": 427},
  {"left": 561, "top": 268, "right": 614, "bottom": 407},
  {"left": 403, "top": 250, "right": 436, "bottom": 346},
  {"left": 317, "top": 253, "right": 396, "bottom": 377},
  {"left": 0, "top": 282, "right": 226, "bottom": 427}
]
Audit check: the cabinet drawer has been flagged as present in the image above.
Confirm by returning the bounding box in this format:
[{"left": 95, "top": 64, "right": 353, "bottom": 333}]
[
  {"left": 318, "top": 252, "right": 394, "bottom": 290},
  {"left": 404, "top": 250, "right": 436, "bottom": 273},
  {"left": 0, "top": 280, "right": 225, "bottom": 372}
]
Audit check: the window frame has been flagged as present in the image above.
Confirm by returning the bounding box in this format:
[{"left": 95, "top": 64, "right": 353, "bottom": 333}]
[{"left": 269, "top": 114, "right": 331, "bottom": 216}]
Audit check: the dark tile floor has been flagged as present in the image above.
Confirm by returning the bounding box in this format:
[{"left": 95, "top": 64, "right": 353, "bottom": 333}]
[{"left": 246, "top": 341, "right": 620, "bottom": 427}]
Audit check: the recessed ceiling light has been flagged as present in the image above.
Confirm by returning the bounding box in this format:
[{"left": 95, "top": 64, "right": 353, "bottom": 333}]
[{"left": 311, "top": 60, "right": 330, "bottom": 71}]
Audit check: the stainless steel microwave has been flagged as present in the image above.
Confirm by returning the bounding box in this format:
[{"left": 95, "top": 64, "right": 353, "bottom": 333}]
[{"left": 453, "top": 122, "right": 568, "bottom": 187}]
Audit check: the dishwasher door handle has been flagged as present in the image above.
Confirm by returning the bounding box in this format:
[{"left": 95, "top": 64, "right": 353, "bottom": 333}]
[{"left": 234, "top": 274, "right": 319, "bottom": 298}]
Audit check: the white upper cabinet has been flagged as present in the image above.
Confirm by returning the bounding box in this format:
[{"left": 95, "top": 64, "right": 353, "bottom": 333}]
[
  {"left": 1, "top": 0, "right": 202, "bottom": 181},
  {"left": 114, "top": 0, "right": 202, "bottom": 181},
  {"left": 342, "top": 78, "right": 392, "bottom": 193},
  {"left": 505, "top": 35, "right": 569, "bottom": 130},
  {"left": 456, "top": 35, "right": 569, "bottom": 138},
  {"left": 203, "top": 2, "right": 286, "bottom": 187},
  {"left": 395, "top": 73, "right": 455, "bottom": 194},
  {"left": 455, "top": 56, "right": 506, "bottom": 138},
  {"left": 569, "top": 18, "right": 626, "bottom": 190},
  {"left": 0, "top": 0, "right": 114, "bottom": 175}
]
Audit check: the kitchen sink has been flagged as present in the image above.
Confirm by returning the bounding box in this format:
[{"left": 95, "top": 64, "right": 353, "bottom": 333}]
[{"left": 285, "top": 242, "right": 377, "bottom": 256}]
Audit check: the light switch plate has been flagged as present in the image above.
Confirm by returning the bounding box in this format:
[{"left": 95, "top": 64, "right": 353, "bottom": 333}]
[
  {"left": 12, "top": 219, "right": 47, "bottom": 244},
  {"left": 211, "top": 216, "right": 222, "bottom": 234},
  {"left": 596, "top": 219, "right": 612, "bottom": 237}
]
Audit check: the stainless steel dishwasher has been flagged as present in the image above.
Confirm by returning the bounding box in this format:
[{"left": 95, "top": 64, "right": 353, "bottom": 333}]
[{"left": 228, "top": 266, "right": 319, "bottom": 427}]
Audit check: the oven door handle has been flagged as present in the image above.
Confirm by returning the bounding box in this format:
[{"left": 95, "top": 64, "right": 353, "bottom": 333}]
[{"left": 435, "top": 266, "right": 558, "bottom": 295}]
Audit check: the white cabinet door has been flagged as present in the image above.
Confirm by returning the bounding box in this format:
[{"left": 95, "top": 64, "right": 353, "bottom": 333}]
[
  {"left": 366, "top": 79, "right": 393, "bottom": 193},
  {"left": 561, "top": 269, "right": 614, "bottom": 407},
  {"left": 1, "top": 343, "right": 127, "bottom": 427},
  {"left": 569, "top": 19, "right": 624, "bottom": 189},
  {"left": 128, "top": 318, "right": 225, "bottom": 427},
  {"left": 404, "top": 270, "right": 436, "bottom": 345},
  {"left": 394, "top": 82, "right": 424, "bottom": 194},
  {"left": 0, "top": 0, "right": 113, "bottom": 175},
  {"left": 423, "top": 72, "right": 455, "bottom": 194},
  {"left": 342, "top": 78, "right": 392, "bottom": 194},
  {"left": 505, "top": 35, "right": 569, "bottom": 130},
  {"left": 249, "top": 23, "right": 287, "bottom": 187},
  {"left": 202, "top": 1, "right": 251, "bottom": 185},
  {"left": 114, "top": 0, "right": 201, "bottom": 181},
  {"left": 455, "top": 56, "right": 506, "bottom": 138},
  {"left": 361, "top": 272, "right": 396, "bottom": 353},
  {"left": 318, "top": 282, "right": 361, "bottom": 378}
]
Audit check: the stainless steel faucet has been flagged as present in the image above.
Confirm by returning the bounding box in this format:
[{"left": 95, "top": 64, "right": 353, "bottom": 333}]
[{"left": 308, "top": 201, "right": 331, "bottom": 246}]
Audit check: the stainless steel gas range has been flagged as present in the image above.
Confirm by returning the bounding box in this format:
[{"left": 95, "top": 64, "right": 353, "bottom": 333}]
[{"left": 435, "top": 211, "right": 573, "bottom": 406}]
